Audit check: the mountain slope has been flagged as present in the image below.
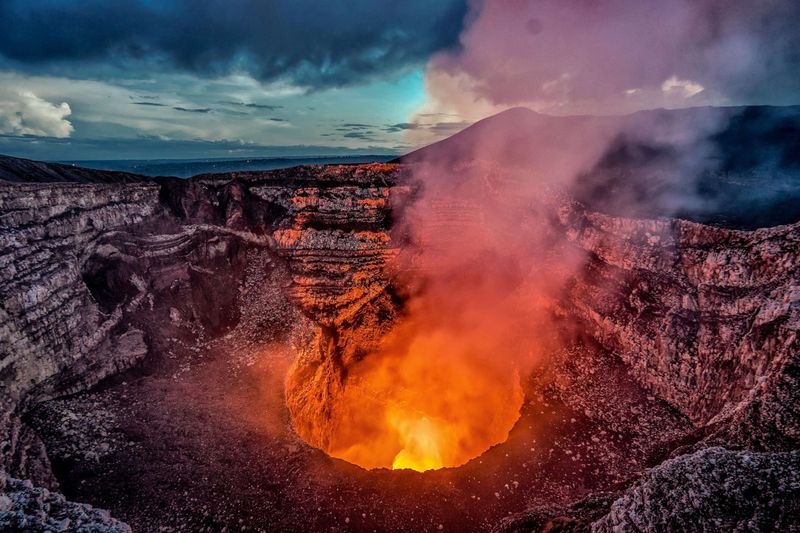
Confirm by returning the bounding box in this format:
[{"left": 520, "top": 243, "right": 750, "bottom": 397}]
[
  {"left": 0, "top": 154, "right": 152, "bottom": 184},
  {"left": 398, "top": 105, "right": 800, "bottom": 228}
]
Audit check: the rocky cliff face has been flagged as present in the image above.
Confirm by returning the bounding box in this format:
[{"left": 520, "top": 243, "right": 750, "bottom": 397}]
[
  {"left": 0, "top": 183, "right": 161, "bottom": 481},
  {"left": 1, "top": 160, "right": 798, "bottom": 531},
  {"left": 558, "top": 207, "right": 800, "bottom": 433}
]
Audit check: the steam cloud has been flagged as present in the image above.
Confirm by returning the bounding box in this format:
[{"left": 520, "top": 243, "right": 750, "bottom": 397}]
[
  {"left": 348, "top": 0, "right": 800, "bottom": 469},
  {"left": 408, "top": 0, "right": 800, "bottom": 221}
]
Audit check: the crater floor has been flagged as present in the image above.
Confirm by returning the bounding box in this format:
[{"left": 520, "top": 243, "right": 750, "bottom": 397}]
[{"left": 29, "top": 318, "right": 692, "bottom": 532}]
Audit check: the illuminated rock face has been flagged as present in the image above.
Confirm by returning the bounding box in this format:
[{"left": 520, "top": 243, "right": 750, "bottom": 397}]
[{"left": 279, "top": 164, "right": 799, "bottom": 473}]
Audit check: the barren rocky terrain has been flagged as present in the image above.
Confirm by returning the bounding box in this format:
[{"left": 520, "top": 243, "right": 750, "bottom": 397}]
[{"left": 1, "top": 107, "right": 799, "bottom": 532}]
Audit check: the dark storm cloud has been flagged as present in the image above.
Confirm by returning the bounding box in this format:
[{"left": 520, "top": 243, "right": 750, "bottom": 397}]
[
  {"left": 0, "top": 0, "right": 468, "bottom": 89},
  {"left": 384, "top": 122, "right": 422, "bottom": 133},
  {"left": 219, "top": 101, "right": 283, "bottom": 111},
  {"left": 173, "top": 106, "right": 211, "bottom": 113}
]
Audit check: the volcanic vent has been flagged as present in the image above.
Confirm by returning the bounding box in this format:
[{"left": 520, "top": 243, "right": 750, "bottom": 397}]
[
  {"left": 287, "top": 271, "right": 529, "bottom": 472},
  {"left": 283, "top": 154, "right": 576, "bottom": 473}
]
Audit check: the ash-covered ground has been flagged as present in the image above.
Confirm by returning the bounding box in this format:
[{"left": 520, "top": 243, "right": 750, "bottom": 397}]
[{"left": 26, "top": 284, "right": 692, "bottom": 532}]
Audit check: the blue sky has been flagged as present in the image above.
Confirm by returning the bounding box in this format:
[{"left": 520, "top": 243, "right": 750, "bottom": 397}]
[{"left": 0, "top": 0, "right": 468, "bottom": 160}]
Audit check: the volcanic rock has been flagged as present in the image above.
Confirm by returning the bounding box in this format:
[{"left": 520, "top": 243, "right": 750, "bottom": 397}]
[{"left": 0, "top": 470, "right": 130, "bottom": 532}]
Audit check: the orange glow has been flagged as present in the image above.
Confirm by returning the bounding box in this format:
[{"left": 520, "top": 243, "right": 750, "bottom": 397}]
[{"left": 322, "top": 316, "right": 525, "bottom": 472}]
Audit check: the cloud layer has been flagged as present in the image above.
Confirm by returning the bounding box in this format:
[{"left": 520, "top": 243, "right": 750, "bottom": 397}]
[{"left": 0, "top": 0, "right": 467, "bottom": 90}]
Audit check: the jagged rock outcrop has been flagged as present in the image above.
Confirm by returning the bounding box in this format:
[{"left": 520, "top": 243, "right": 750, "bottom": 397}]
[
  {"left": 498, "top": 447, "right": 800, "bottom": 532},
  {"left": 0, "top": 470, "right": 130, "bottom": 532},
  {"left": 592, "top": 447, "right": 800, "bottom": 532}
]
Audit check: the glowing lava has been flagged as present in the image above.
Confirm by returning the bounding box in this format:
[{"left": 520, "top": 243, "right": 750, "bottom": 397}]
[{"left": 323, "top": 319, "right": 525, "bottom": 472}]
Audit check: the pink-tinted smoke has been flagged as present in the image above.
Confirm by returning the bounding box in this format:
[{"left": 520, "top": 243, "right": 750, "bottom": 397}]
[{"left": 325, "top": 0, "right": 800, "bottom": 471}]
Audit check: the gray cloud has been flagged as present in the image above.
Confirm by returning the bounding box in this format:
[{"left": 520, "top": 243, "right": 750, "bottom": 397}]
[
  {"left": 219, "top": 101, "right": 284, "bottom": 111},
  {"left": 426, "top": 121, "right": 471, "bottom": 135},
  {"left": 384, "top": 122, "right": 423, "bottom": 133},
  {"left": 342, "top": 131, "right": 378, "bottom": 141},
  {"left": 340, "top": 123, "right": 373, "bottom": 129}
]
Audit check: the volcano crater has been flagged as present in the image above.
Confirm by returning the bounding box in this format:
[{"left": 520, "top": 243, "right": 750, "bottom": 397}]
[{"left": 2, "top": 155, "right": 799, "bottom": 532}]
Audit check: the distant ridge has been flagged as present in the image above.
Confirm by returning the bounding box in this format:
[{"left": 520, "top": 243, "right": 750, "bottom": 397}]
[
  {"left": 0, "top": 154, "right": 398, "bottom": 182},
  {"left": 0, "top": 154, "right": 151, "bottom": 184},
  {"left": 396, "top": 105, "right": 800, "bottom": 166}
]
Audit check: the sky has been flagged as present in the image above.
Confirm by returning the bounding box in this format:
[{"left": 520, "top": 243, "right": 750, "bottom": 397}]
[
  {"left": 0, "top": 0, "right": 469, "bottom": 160},
  {"left": 1, "top": 1, "right": 798, "bottom": 161}
]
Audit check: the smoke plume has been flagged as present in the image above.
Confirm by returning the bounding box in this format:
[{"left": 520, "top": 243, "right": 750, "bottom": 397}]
[{"left": 317, "top": 0, "right": 800, "bottom": 471}]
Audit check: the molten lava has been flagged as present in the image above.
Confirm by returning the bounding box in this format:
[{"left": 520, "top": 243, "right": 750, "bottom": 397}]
[{"left": 323, "top": 318, "right": 525, "bottom": 472}]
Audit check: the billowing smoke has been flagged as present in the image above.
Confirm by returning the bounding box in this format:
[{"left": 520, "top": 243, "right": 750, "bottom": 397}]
[
  {"left": 345, "top": 0, "right": 800, "bottom": 470},
  {"left": 315, "top": 0, "right": 800, "bottom": 471},
  {"left": 399, "top": 0, "right": 800, "bottom": 321}
]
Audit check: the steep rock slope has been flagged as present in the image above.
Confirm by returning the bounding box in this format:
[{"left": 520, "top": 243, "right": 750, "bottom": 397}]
[
  {"left": 0, "top": 183, "right": 162, "bottom": 482},
  {"left": 0, "top": 164, "right": 401, "bottom": 495}
]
